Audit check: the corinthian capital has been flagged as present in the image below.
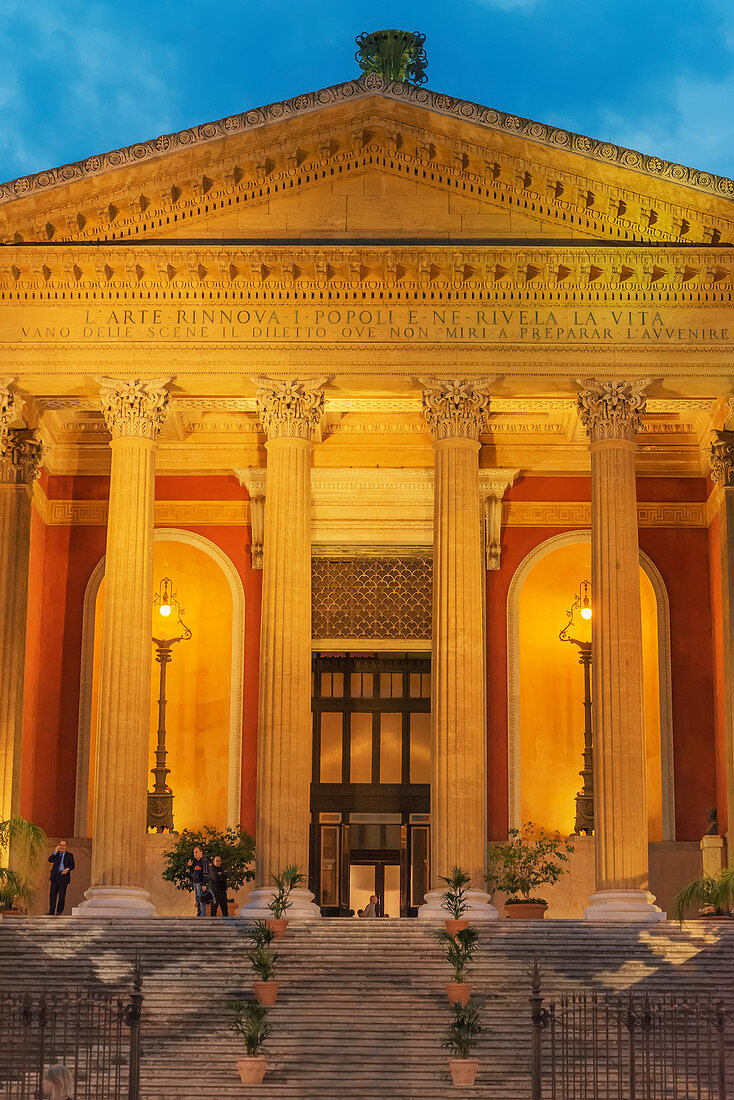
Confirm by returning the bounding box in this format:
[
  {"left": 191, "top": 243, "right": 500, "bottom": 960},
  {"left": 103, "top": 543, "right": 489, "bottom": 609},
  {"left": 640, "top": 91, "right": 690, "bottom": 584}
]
[
  {"left": 710, "top": 429, "right": 734, "bottom": 487},
  {"left": 254, "top": 377, "right": 326, "bottom": 440},
  {"left": 576, "top": 378, "right": 650, "bottom": 442},
  {"left": 421, "top": 378, "right": 492, "bottom": 441},
  {"left": 0, "top": 429, "right": 43, "bottom": 486},
  {"left": 97, "top": 377, "right": 171, "bottom": 441}
]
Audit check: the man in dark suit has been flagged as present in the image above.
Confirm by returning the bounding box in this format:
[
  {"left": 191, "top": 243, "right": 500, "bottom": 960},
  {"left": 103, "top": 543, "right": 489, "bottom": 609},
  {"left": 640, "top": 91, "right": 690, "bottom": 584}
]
[{"left": 48, "top": 841, "right": 75, "bottom": 915}]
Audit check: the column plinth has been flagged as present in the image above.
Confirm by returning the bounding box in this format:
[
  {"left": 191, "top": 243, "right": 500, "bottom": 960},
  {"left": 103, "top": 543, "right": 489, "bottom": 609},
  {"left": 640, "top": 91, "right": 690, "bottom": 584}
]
[
  {"left": 0, "top": 401, "right": 42, "bottom": 824},
  {"left": 74, "top": 378, "right": 169, "bottom": 919},
  {"left": 238, "top": 379, "right": 325, "bottom": 920},
  {"left": 418, "top": 380, "right": 497, "bottom": 921},
  {"left": 577, "top": 379, "right": 664, "bottom": 922}
]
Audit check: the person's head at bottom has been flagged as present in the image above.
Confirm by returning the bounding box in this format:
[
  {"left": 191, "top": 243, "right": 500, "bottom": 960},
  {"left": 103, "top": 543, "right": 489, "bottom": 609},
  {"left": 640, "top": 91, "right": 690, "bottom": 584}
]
[{"left": 43, "top": 1065, "right": 74, "bottom": 1099}]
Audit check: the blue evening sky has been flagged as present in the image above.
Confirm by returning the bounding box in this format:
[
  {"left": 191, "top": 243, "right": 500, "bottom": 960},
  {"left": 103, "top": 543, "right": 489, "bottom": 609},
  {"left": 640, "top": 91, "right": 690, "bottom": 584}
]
[{"left": 2, "top": 0, "right": 733, "bottom": 184}]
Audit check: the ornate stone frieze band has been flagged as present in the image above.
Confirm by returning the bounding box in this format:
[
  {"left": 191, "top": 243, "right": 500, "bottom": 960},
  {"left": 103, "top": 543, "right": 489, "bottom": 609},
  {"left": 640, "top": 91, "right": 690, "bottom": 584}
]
[
  {"left": 710, "top": 429, "right": 734, "bottom": 487},
  {"left": 254, "top": 377, "right": 326, "bottom": 440},
  {"left": 576, "top": 379, "right": 650, "bottom": 442},
  {"left": 97, "top": 377, "right": 171, "bottom": 441},
  {"left": 0, "top": 429, "right": 43, "bottom": 486},
  {"left": 421, "top": 378, "right": 492, "bottom": 441}
]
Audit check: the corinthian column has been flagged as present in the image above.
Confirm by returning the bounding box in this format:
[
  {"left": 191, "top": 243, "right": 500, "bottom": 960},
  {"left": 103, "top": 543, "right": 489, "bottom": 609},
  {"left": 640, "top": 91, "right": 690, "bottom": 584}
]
[
  {"left": 577, "top": 379, "right": 663, "bottom": 921},
  {"left": 0, "top": 383, "right": 42, "bottom": 827},
  {"left": 709, "top": 430, "right": 734, "bottom": 864},
  {"left": 74, "top": 378, "right": 169, "bottom": 918},
  {"left": 418, "top": 379, "right": 497, "bottom": 920},
  {"left": 238, "top": 379, "right": 324, "bottom": 919}
]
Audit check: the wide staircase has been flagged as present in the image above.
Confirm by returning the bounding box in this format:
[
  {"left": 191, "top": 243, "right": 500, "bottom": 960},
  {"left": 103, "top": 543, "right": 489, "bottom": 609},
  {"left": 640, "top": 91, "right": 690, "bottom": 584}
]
[{"left": 1, "top": 917, "right": 733, "bottom": 1099}]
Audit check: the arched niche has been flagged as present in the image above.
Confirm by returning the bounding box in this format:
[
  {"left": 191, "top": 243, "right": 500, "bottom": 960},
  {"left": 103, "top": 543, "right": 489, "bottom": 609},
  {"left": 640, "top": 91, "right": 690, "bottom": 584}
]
[
  {"left": 74, "top": 529, "right": 244, "bottom": 835},
  {"left": 506, "top": 530, "right": 675, "bottom": 841}
]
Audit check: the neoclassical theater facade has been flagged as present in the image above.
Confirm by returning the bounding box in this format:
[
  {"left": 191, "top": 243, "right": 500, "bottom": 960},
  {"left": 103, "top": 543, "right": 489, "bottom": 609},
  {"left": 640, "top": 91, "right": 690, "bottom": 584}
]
[{"left": 1, "top": 67, "right": 733, "bottom": 918}]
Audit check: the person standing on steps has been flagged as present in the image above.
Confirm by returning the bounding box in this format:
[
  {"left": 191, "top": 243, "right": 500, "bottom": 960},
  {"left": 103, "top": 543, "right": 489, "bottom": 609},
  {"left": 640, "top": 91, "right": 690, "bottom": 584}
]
[
  {"left": 48, "top": 841, "right": 75, "bottom": 915},
  {"left": 208, "top": 854, "right": 229, "bottom": 916},
  {"left": 187, "top": 845, "right": 210, "bottom": 917},
  {"left": 361, "top": 894, "right": 379, "bottom": 918}
]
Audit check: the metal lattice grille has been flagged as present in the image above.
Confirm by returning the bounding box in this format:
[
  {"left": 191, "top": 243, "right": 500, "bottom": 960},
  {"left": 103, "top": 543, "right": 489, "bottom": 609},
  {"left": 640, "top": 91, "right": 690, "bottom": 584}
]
[{"left": 312, "top": 557, "right": 432, "bottom": 639}]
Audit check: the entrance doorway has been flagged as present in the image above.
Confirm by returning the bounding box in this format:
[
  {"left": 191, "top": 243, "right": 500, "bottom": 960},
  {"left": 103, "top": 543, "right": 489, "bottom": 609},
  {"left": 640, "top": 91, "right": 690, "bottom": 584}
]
[{"left": 310, "top": 654, "right": 431, "bottom": 916}]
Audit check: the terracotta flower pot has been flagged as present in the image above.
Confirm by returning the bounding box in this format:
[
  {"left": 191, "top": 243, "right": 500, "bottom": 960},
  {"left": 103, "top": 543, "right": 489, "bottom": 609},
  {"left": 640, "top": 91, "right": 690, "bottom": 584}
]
[
  {"left": 253, "top": 980, "right": 279, "bottom": 1005},
  {"left": 445, "top": 919, "right": 469, "bottom": 936},
  {"left": 267, "top": 917, "right": 289, "bottom": 940},
  {"left": 449, "top": 1058, "right": 478, "bottom": 1086},
  {"left": 446, "top": 981, "right": 471, "bottom": 1005},
  {"left": 237, "top": 1056, "right": 267, "bottom": 1084},
  {"left": 505, "top": 902, "right": 548, "bottom": 920}
]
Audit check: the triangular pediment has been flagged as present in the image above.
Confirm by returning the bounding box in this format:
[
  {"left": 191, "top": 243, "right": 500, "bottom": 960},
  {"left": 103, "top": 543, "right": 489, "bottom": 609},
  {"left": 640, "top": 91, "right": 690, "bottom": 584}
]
[{"left": 1, "top": 76, "right": 733, "bottom": 247}]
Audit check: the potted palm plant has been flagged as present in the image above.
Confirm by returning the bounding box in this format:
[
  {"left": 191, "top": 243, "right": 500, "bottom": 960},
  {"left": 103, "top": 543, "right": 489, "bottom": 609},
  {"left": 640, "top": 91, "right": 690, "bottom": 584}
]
[
  {"left": 244, "top": 922, "right": 280, "bottom": 1005},
  {"left": 443, "top": 996, "right": 483, "bottom": 1086},
  {"left": 267, "top": 864, "right": 305, "bottom": 939},
  {"left": 485, "top": 823, "right": 573, "bottom": 919},
  {"left": 0, "top": 816, "right": 47, "bottom": 915},
  {"left": 672, "top": 868, "right": 734, "bottom": 923},
  {"left": 434, "top": 926, "right": 479, "bottom": 1005},
  {"left": 439, "top": 866, "right": 471, "bottom": 935},
  {"left": 227, "top": 999, "right": 272, "bottom": 1084}
]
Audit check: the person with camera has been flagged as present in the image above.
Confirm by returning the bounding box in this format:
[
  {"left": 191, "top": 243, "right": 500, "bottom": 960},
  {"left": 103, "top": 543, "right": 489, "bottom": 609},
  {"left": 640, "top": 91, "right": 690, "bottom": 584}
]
[{"left": 187, "top": 845, "right": 211, "bottom": 917}]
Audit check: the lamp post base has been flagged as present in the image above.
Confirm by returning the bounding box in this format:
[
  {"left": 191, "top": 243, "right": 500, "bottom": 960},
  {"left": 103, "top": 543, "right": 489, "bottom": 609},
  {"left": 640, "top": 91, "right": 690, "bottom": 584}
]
[
  {"left": 417, "top": 889, "right": 498, "bottom": 921},
  {"left": 584, "top": 889, "right": 665, "bottom": 922},
  {"left": 72, "top": 886, "right": 158, "bottom": 919}
]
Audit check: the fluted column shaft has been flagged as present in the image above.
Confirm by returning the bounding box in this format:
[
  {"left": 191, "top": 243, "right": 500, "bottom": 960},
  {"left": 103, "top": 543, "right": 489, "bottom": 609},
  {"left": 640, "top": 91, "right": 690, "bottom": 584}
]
[
  {"left": 0, "top": 423, "right": 42, "bottom": 826},
  {"left": 239, "top": 378, "right": 324, "bottom": 919},
  {"left": 76, "top": 377, "right": 169, "bottom": 918},
  {"left": 578, "top": 378, "right": 663, "bottom": 921},
  {"left": 432, "top": 435, "right": 486, "bottom": 884},
  {"left": 256, "top": 435, "right": 313, "bottom": 878},
  {"left": 419, "top": 379, "right": 496, "bottom": 919},
  {"left": 710, "top": 430, "right": 734, "bottom": 862},
  {"left": 92, "top": 435, "right": 156, "bottom": 885}
]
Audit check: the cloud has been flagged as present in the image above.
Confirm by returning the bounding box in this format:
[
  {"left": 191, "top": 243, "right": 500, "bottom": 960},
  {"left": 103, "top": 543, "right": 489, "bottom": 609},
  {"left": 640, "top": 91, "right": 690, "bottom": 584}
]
[{"left": 0, "top": 0, "right": 178, "bottom": 180}]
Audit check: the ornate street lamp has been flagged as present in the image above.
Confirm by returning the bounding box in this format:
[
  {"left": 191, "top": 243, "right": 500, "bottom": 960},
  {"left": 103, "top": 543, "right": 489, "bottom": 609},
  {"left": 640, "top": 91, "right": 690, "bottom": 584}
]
[
  {"left": 147, "top": 577, "right": 192, "bottom": 833},
  {"left": 559, "top": 580, "right": 594, "bottom": 835}
]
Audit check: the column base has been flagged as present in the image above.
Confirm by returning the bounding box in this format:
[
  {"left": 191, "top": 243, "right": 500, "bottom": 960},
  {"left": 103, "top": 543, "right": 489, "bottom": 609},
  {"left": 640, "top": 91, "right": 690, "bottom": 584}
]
[
  {"left": 237, "top": 886, "right": 321, "bottom": 920},
  {"left": 584, "top": 889, "right": 666, "bottom": 922},
  {"left": 71, "top": 886, "right": 158, "bottom": 919},
  {"left": 417, "top": 888, "right": 498, "bottom": 922}
]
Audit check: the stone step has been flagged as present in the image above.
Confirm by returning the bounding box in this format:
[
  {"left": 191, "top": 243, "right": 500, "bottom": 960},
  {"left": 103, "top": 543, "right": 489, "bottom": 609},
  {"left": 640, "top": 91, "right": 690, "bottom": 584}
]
[{"left": 1, "top": 919, "right": 732, "bottom": 1099}]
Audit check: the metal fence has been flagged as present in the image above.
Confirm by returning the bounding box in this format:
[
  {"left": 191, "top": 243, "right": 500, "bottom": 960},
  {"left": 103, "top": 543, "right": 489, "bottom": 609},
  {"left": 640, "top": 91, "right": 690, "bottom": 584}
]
[
  {"left": 530, "top": 958, "right": 729, "bottom": 1100},
  {"left": 0, "top": 963, "right": 142, "bottom": 1100}
]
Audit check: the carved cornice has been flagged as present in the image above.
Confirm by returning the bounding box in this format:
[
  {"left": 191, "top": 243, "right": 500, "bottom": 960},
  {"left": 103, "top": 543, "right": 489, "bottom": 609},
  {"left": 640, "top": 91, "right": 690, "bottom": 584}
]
[
  {"left": 2, "top": 73, "right": 733, "bottom": 230},
  {"left": 576, "top": 378, "right": 650, "bottom": 442},
  {"left": 3, "top": 244, "right": 733, "bottom": 294},
  {"left": 254, "top": 377, "right": 326, "bottom": 440},
  {"left": 97, "top": 377, "right": 171, "bottom": 441},
  {"left": 421, "top": 378, "right": 492, "bottom": 441},
  {"left": 710, "top": 429, "right": 734, "bottom": 487},
  {"left": 0, "top": 428, "right": 42, "bottom": 486}
]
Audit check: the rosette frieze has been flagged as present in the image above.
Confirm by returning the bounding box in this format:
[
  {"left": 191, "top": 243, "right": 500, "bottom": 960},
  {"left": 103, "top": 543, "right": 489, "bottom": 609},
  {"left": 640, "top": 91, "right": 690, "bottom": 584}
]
[
  {"left": 97, "top": 377, "right": 171, "bottom": 440},
  {"left": 254, "top": 377, "right": 327, "bottom": 440},
  {"left": 421, "top": 378, "right": 492, "bottom": 441},
  {"left": 576, "top": 378, "right": 650, "bottom": 443}
]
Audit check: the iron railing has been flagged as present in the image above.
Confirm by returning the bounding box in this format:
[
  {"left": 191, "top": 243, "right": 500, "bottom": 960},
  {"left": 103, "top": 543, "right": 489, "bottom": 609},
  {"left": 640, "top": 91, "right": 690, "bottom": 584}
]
[
  {"left": 0, "top": 962, "right": 142, "bottom": 1100},
  {"left": 530, "top": 958, "right": 729, "bottom": 1100}
]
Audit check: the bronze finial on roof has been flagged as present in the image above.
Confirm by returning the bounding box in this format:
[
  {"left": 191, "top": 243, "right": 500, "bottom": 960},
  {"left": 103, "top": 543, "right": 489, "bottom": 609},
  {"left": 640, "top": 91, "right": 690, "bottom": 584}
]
[{"left": 355, "top": 29, "right": 427, "bottom": 85}]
